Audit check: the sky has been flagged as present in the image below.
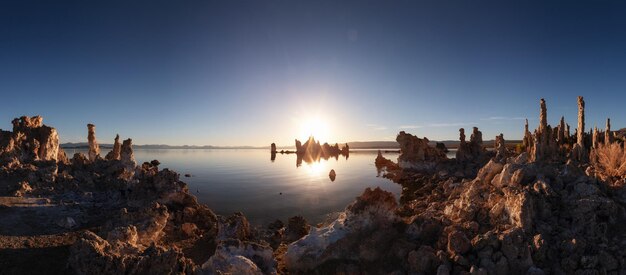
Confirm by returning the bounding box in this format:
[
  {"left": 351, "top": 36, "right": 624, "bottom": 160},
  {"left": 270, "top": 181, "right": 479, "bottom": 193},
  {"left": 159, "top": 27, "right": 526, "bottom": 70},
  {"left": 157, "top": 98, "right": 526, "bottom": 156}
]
[{"left": 1, "top": 1, "right": 626, "bottom": 146}]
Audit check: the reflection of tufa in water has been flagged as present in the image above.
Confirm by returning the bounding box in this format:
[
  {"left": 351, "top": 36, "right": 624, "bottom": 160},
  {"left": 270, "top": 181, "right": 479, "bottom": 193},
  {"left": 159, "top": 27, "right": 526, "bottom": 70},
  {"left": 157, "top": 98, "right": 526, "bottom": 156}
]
[{"left": 271, "top": 136, "right": 350, "bottom": 167}]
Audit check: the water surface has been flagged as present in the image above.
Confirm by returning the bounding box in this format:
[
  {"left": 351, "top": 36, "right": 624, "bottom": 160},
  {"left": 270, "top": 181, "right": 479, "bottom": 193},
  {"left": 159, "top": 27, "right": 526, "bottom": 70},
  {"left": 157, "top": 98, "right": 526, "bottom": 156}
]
[{"left": 65, "top": 148, "right": 402, "bottom": 225}]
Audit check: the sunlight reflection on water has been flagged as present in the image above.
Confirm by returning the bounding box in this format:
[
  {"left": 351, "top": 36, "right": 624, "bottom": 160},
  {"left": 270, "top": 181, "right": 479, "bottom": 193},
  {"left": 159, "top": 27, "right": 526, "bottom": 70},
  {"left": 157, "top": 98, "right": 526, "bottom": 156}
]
[{"left": 64, "top": 148, "right": 402, "bottom": 225}]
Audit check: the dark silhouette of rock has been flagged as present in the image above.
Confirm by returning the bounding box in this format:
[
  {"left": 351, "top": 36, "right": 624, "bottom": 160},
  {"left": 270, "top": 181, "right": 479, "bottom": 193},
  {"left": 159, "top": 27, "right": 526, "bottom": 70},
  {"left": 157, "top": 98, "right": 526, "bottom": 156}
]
[
  {"left": 436, "top": 142, "right": 449, "bottom": 153},
  {"left": 290, "top": 136, "right": 349, "bottom": 166},
  {"left": 270, "top": 143, "right": 277, "bottom": 153}
]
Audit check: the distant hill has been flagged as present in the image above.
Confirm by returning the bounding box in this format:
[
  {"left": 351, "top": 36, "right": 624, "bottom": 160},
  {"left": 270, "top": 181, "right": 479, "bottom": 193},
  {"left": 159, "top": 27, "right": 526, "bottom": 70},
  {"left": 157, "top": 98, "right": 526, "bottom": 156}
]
[
  {"left": 60, "top": 143, "right": 264, "bottom": 150},
  {"left": 61, "top": 139, "right": 524, "bottom": 150}
]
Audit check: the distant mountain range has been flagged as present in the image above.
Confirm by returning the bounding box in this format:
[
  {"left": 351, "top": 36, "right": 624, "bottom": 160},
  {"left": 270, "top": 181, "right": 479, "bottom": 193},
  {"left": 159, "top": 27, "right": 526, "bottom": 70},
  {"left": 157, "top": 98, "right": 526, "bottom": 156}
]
[
  {"left": 60, "top": 143, "right": 263, "bottom": 150},
  {"left": 61, "top": 139, "right": 524, "bottom": 150}
]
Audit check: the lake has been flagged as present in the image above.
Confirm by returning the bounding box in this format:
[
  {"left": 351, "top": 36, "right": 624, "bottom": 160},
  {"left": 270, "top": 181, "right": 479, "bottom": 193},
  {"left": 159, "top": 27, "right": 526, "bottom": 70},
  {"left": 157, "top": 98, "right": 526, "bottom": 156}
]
[{"left": 64, "top": 148, "right": 407, "bottom": 225}]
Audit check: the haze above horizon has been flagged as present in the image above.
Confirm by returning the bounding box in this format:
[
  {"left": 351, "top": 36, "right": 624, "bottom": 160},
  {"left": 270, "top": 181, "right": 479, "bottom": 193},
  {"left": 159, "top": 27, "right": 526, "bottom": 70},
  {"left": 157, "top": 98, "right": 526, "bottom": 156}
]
[{"left": 2, "top": 1, "right": 626, "bottom": 146}]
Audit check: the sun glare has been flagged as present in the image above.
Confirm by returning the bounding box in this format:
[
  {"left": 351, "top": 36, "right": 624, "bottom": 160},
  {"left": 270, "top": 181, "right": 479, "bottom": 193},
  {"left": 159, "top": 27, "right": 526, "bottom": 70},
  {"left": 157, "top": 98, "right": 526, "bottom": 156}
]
[
  {"left": 304, "top": 160, "right": 327, "bottom": 177},
  {"left": 299, "top": 117, "right": 331, "bottom": 142}
]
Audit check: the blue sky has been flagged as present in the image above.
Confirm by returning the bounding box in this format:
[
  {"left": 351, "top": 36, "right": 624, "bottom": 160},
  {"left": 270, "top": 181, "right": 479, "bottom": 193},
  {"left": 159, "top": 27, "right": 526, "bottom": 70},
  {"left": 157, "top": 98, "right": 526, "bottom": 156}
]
[{"left": 1, "top": 1, "right": 626, "bottom": 146}]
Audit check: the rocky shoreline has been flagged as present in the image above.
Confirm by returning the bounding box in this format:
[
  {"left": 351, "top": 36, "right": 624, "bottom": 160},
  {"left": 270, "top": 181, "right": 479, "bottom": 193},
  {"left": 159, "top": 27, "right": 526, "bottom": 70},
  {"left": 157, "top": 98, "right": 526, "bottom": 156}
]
[{"left": 1, "top": 95, "right": 626, "bottom": 274}]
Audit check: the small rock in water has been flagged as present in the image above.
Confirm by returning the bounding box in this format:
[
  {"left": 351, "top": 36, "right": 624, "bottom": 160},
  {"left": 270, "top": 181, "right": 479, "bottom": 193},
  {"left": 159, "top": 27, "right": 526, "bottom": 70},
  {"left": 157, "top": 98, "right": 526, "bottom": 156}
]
[
  {"left": 184, "top": 174, "right": 192, "bottom": 177},
  {"left": 329, "top": 169, "right": 336, "bottom": 181}
]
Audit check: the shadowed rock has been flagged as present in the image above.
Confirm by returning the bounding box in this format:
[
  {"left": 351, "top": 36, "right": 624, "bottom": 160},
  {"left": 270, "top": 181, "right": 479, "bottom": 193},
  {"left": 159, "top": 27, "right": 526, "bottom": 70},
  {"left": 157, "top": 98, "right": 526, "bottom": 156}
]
[{"left": 105, "top": 134, "right": 122, "bottom": 160}]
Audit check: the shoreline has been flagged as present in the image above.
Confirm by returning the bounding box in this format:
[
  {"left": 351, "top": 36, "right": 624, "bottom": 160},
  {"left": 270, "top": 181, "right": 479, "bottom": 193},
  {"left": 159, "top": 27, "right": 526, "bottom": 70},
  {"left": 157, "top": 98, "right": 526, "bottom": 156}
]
[{"left": 1, "top": 95, "right": 626, "bottom": 275}]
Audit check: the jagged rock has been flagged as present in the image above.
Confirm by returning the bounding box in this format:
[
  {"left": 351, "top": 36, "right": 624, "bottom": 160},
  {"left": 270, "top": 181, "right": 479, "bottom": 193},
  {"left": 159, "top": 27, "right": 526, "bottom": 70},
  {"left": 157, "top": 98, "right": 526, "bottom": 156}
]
[
  {"left": 121, "top": 138, "right": 136, "bottom": 173},
  {"left": 0, "top": 116, "right": 60, "bottom": 163},
  {"left": 181, "top": 223, "right": 198, "bottom": 238},
  {"left": 285, "top": 187, "right": 399, "bottom": 271},
  {"left": 503, "top": 188, "right": 534, "bottom": 231},
  {"left": 447, "top": 230, "right": 471, "bottom": 255},
  {"left": 477, "top": 159, "right": 504, "bottom": 184},
  {"left": 530, "top": 98, "right": 560, "bottom": 162},
  {"left": 11, "top": 180, "right": 32, "bottom": 196},
  {"left": 605, "top": 118, "right": 613, "bottom": 144},
  {"left": 57, "top": 147, "right": 69, "bottom": 164},
  {"left": 558, "top": 116, "right": 566, "bottom": 144},
  {"left": 87, "top": 124, "right": 100, "bottom": 162},
  {"left": 396, "top": 131, "right": 446, "bottom": 170},
  {"left": 201, "top": 239, "right": 276, "bottom": 275},
  {"left": 102, "top": 203, "right": 170, "bottom": 247},
  {"left": 495, "top": 133, "right": 506, "bottom": 160},
  {"left": 69, "top": 231, "right": 196, "bottom": 275},
  {"left": 397, "top": 131, "right": 446, "bottom": 162},
  {"left": 523, "top": 119, "right": 532, "bottom": 150},
  {"left": 284, "top": 215, "right": 310, "bottom": 243},
  {"left": 218, "top": 212, "right": 252, "bottom": 241},
  {"left": 105, "top": 134, "right": 122, "bottom": 160},
  {"left": 500, "top": 228, "right": 534, "bottom": 273},
  {"left": 457, "top": 127, "right": 485, "bottom": 162}
]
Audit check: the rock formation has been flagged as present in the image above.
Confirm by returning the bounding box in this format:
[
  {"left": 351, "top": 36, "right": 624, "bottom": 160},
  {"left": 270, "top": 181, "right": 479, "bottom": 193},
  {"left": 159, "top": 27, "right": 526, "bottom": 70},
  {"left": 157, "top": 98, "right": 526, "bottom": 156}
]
[
  {"left": 291, "top": 136, "right": 348, "bottom": 166},
  {"left": 605, "top": 118, "right": 613, "bottom": 144},
  {"left": 105, "top": 134, "right": 122, "bottom": 160},
  {"left": 495, "top": 133, "right": 506, "bottom": 160},
  {"left": 0, "top": 115, "right": 60, "bottom": 163},
  {"left": 571, "top": 96, "right": 587, "bottom": 162},
  {"left": 539, "top": 98, "right": 548, "bottom": 133},
  {"left": 592, "top": 127, "right": 599, "bottom": 149},
  {"left": 295, "top": 139, "right": 303, "bottom": 153},
  {"left": 528, "top": 98, "right": 562, "bottom": 162},
  {"left": 121, "top": 138, "right": 136, "bottom": 173},
  {"left": 270, "top": 143, "right": 277, "bottom": 154},
  {"left": 2, "top": 95, "right": 626, "bottom": 275},
  {"left": 577, "top": 96, "right": 585, "bottom": 146},
  {"left": 436, "top": 142, "right": 449, "bottom": 153},
  {"left": 457, "top": 127, "right": 485, "bottom": 162},
  {"left": 285, "top": 187, "right": 399, "bottom": 271},
  {"left": 87, "top": 124, "right": 100, "bottom": 162},
  {"left": 558, "top": 116, "right": 566, "bottom": 144},
  {"left": 522, "top": 119, "right": 532, "bottom": 149},
  {"left": 396, "top": 131, "right": 446, "bottom": 170}
]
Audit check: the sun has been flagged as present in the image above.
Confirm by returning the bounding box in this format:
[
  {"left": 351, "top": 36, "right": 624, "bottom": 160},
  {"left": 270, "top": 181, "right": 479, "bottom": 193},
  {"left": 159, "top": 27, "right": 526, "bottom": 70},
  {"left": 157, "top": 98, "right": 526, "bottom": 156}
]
[{"left": 299, "top": 116, "right": 331, "bottom": 142}]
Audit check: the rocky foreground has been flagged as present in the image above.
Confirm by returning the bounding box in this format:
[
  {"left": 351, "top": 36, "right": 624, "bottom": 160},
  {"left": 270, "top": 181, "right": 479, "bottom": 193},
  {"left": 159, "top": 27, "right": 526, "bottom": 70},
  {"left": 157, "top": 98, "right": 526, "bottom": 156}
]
[{"left": 1, "top": 96, "right": 626, "bottom": 275}]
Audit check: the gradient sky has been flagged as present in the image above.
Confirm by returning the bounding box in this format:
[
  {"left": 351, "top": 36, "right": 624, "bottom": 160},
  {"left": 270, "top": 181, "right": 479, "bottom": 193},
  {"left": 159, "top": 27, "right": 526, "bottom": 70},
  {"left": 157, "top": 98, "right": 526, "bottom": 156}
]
[{"left": 1, "top": 1, "right": 626, "bottom": 146}]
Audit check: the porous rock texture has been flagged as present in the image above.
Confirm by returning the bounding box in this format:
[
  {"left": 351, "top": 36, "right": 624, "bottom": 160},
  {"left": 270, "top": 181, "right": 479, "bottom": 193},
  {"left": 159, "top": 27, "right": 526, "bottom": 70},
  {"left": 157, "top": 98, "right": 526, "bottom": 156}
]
[
  {"left": 368, "top": 96, "right": 626, "bottom": 275},
  {"left": 0, "top": 116, "right": 272, "bottom": 274},
  {"left": 3, "top": 95, "right": 626, "bottom": 275},
  {"left": 87, "top": 123, "right": 100, "bottom": 162}
]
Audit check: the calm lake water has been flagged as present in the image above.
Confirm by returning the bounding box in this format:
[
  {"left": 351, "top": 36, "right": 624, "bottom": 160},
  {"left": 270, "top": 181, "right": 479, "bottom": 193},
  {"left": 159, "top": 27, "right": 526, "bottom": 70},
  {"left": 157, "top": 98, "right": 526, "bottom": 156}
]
[{"left": 64, "top": 148, "right": 405, "bottom": 225}]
